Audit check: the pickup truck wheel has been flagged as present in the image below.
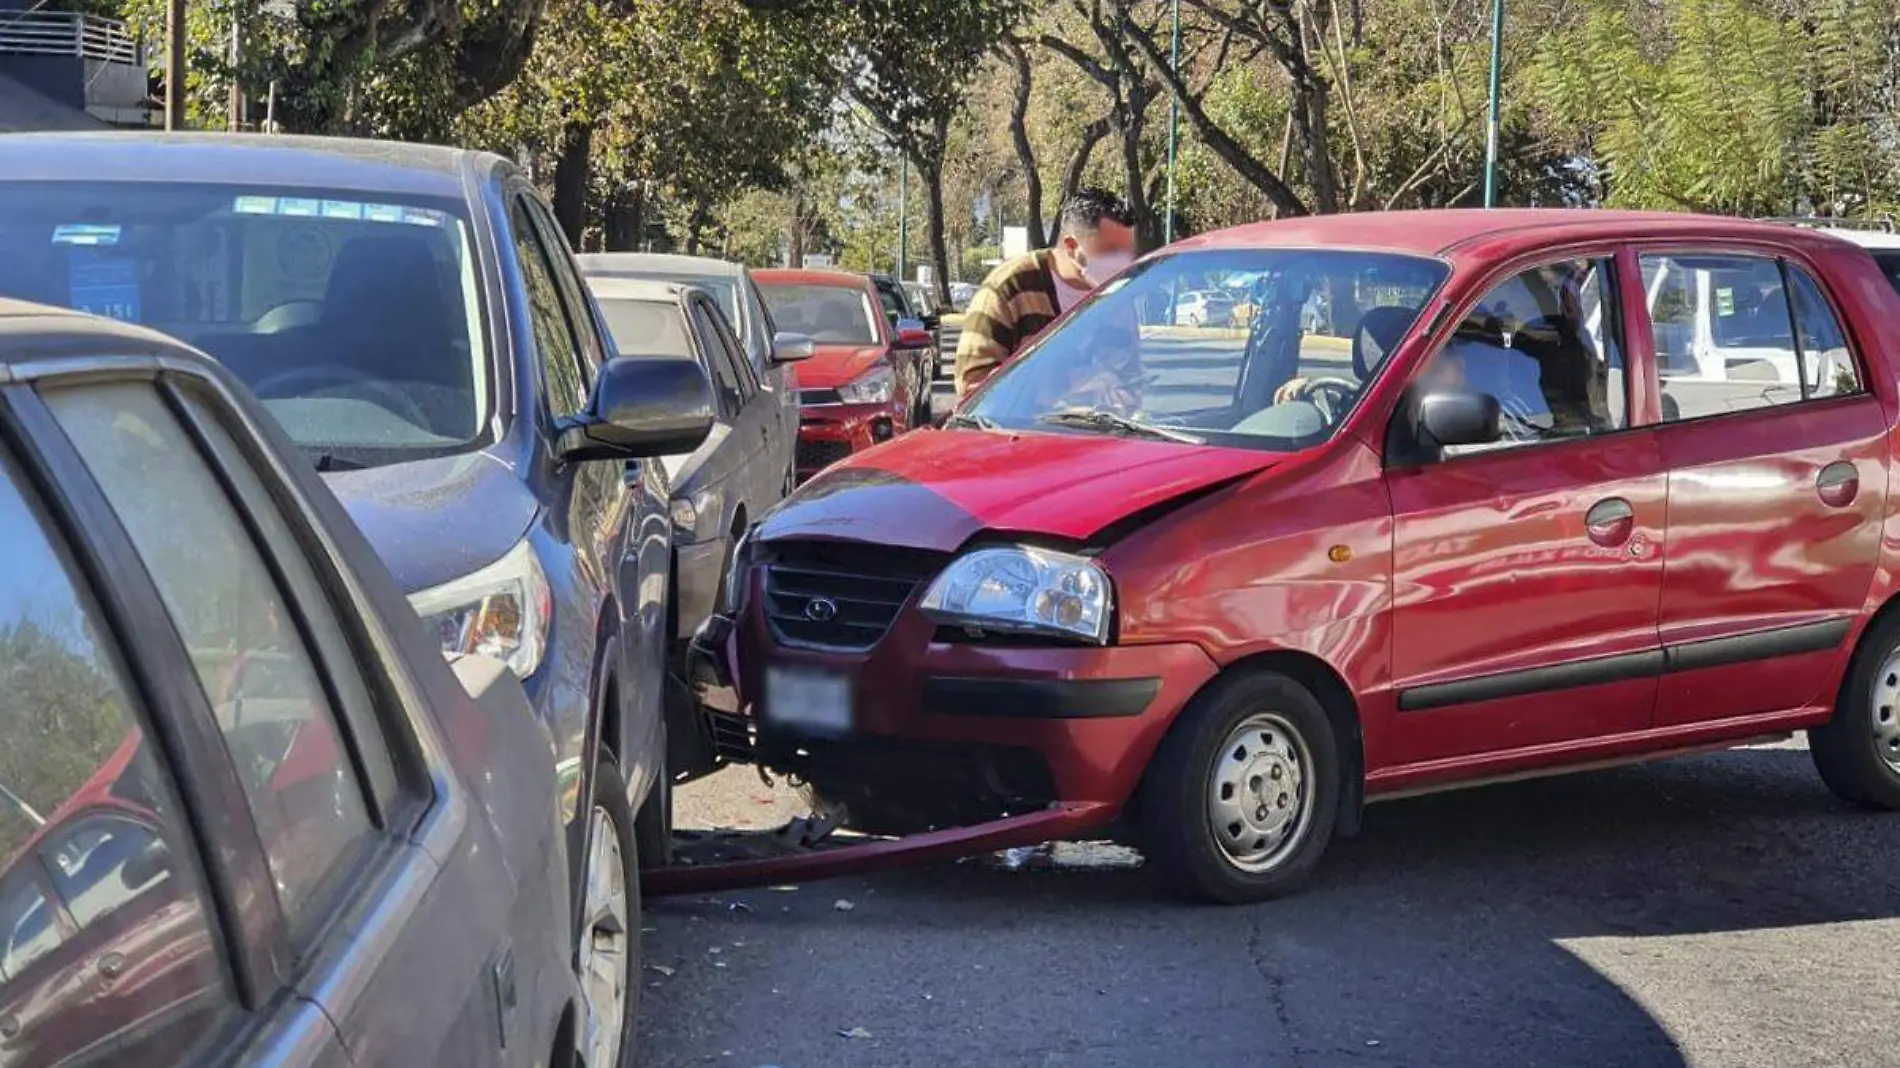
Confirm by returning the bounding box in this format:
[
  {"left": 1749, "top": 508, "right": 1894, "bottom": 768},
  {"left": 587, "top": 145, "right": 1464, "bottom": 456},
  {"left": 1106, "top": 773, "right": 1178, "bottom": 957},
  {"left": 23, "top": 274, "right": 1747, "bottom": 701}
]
[
  {"left": 1140, "top": 670, "right": 1341, "bottom": 904},
  {"left": 1811, "top": 614, "right": 1900, "bottom": 809},
  {"left": 578, "top": 760, "right": 641, "bottom": 1068}
]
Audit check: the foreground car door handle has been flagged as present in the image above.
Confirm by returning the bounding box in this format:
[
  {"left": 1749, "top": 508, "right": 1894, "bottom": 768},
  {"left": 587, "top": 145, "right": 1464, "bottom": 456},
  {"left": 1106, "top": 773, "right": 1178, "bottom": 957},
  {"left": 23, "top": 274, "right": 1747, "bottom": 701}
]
[
  {"left": 1817, "top": 461, "right": 1860, "bottom": 507},
  {"left": 1585, "top": 497, "right": 1635, "bottom": 547}
]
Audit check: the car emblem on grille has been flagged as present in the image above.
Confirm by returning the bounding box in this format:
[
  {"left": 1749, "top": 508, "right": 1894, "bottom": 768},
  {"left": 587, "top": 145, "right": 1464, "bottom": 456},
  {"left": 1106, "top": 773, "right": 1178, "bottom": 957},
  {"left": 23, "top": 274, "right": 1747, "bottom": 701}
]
[{"left": 803, "top": 597, "right": 839, "bottom": 622}]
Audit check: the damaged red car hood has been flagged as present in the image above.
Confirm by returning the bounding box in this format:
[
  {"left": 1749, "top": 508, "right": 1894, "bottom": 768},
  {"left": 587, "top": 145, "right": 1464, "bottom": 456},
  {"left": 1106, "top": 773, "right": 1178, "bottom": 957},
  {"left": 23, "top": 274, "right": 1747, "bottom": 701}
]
[{"left": 757, "top": 427, "right": 1281, "bottom": 551}]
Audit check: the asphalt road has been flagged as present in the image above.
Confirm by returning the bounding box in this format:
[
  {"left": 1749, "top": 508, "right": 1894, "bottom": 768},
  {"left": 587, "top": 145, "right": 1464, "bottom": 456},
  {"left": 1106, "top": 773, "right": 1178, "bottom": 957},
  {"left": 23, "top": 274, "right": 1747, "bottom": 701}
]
[{"left": 637, "top": 735, "right": 1900, "bottom": 1067}]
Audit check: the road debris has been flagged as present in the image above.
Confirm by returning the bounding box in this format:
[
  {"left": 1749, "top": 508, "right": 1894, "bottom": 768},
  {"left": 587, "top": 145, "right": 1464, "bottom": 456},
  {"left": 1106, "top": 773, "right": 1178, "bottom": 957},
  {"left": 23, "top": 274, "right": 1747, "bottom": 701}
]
[
  {"left": 834, "top": 898, "right": 856, "bottom": 911},
  {"left": 838, "top": 1027, "right": 874, "bottom": 1040},
  {"left": 648, "top": 964, "right": 675, "bottom": 977}
]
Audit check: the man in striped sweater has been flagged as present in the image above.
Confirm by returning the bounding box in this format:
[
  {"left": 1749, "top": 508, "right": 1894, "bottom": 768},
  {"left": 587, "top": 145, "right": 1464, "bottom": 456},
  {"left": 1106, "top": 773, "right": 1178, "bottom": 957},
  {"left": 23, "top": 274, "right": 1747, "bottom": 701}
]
[{"left": 952, "top": 187, "right": 1137, "bottom": 398}]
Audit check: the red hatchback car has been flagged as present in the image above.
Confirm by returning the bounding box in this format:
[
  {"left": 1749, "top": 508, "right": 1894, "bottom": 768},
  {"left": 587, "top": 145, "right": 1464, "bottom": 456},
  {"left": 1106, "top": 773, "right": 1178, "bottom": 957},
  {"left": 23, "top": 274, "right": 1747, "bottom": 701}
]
[
  {"left": 754, "top": 269, "right": 935, "bottom": 479},
  {"left": 694, "top": 210, "right": 1900, "bottom": 903}
]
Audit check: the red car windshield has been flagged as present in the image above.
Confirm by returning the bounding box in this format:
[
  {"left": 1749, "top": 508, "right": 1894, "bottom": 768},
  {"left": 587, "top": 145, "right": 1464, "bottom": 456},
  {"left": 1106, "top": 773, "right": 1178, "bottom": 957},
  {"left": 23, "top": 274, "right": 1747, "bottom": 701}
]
[
  {"left": 964, "top": 248, "right": 1446, "bottom": 451},
  {"left": 759, "top": 284, "right": 879, "bottom": 345}
]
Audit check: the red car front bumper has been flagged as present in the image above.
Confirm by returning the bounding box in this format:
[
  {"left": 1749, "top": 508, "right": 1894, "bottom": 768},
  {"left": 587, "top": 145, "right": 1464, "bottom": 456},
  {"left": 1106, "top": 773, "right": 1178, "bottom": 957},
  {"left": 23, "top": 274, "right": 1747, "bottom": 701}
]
[
  {"left": 795, "top": 400, "right": 906, "bottom": 480},
  {"left": 691, "top": 591, "right": 1220, "bottom": 811}
]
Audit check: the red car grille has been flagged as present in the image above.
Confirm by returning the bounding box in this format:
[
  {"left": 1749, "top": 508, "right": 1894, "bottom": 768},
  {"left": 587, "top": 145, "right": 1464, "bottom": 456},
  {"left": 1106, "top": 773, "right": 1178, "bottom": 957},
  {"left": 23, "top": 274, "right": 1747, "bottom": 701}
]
[
  {"left": 762, "top": 541, "right": 948, "bottom": 651},
  {"left": 795, "top": 438, "right": 853, "bottom": 472}
]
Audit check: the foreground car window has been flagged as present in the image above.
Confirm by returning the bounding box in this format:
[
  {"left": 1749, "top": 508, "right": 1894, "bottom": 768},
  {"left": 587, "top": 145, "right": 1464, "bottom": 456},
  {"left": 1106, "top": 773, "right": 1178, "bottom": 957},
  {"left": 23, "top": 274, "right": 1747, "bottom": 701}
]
[
  {"left": 0, "top": 447, "right": 233, "bottom": 1062},
  {"left": 0, "top": 182, "right": 489, "bottom": 467},
  {"left": 758, "top": 284, "right": 879, "bottom": 345},
  {"left": 966, "top": 248, "right": 1446, "bottom": 451},
  {"left": 45, "top": 383, "right": 375, "bottom": 946}
]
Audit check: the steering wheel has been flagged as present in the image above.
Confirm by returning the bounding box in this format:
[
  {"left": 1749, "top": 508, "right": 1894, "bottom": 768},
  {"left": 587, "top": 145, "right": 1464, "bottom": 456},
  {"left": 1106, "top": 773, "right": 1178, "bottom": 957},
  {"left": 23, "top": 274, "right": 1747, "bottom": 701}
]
[
  {"left": 251, "top": 365, "right": 431, "bottom": 428},
  {"left": 1299, "top": 377, "right": 1359, "bottom": 423}
]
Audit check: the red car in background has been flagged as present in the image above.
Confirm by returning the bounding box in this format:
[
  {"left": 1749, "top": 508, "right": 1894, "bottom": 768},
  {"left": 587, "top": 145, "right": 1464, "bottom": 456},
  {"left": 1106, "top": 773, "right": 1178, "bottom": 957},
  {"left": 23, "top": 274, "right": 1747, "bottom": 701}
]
[
  {"left": 754, "top": 269, "right": 934, "bottom": 480},
  {"left": 691, "top": 210, "right": 1900, "bottom": 905}
]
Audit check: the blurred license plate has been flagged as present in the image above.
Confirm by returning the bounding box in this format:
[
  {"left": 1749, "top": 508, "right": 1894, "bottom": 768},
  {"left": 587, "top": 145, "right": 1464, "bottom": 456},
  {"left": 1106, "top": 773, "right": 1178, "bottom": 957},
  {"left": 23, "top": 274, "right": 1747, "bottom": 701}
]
[{"left": 764, "top": 667, "right": 852, "bottom": 736}]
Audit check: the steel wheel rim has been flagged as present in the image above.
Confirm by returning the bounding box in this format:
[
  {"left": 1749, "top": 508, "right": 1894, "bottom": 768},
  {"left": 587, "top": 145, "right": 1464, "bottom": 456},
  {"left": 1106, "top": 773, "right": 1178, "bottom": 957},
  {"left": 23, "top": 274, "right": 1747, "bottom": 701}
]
[
  {"left": 578, "top": 805, "right": 629, "bottom": 1068},
  {"left": 1872, "top": 652, "right": 1900, "bottom": 771},
  {"left": 1206, "top": 712, "right": 1312, "bottom": 873}
]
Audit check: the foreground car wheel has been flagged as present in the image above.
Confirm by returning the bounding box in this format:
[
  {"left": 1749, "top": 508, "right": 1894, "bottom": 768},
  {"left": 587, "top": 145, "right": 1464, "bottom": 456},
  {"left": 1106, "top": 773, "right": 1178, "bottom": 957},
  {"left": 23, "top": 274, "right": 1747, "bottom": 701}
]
[
  {"left": 1140, "top": 670, "right": 1341, "bottom": 904},
  {"left": 579, "top": 760, "right": 641, "bottom": 1068},
  {"left": 1811, "top": 614, "right": 1900, "bottom": 810}
]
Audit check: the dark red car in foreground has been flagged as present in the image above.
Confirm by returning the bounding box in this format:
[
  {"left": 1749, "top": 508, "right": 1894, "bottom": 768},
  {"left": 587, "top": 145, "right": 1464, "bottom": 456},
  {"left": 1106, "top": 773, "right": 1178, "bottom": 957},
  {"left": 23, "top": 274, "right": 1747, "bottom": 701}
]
[
  {"left": 686, "top": 209, "right": 1900, "bottom": 903},
  {"left": 754, "top": 269, "right": 934, "bottom": 479}
]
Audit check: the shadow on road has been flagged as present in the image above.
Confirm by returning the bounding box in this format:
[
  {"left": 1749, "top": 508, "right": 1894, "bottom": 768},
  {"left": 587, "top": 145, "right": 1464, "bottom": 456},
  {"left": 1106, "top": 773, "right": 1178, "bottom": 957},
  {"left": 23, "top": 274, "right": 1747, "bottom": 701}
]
[{"left": 642, "top": 745, "right": 1900, "bottom": 1066}]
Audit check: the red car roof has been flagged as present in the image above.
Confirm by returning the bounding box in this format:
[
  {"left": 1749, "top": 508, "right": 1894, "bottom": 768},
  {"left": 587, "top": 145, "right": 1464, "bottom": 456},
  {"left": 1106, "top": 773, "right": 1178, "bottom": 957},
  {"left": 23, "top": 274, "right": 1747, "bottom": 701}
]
[
  {"left": 1171, "top": 208, "right": 1842, "bottom": 260},
  {"left": 752, "top": 268, "right": 873, "bottom": 288}
]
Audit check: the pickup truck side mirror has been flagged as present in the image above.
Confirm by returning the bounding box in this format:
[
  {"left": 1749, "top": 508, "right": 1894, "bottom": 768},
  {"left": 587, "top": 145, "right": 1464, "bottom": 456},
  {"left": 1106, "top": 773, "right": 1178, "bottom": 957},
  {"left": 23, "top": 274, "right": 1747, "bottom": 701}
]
[
  {"left": 556, "top": 355, "right": 714, "bottom": 462},
  {"left": 771, "top": 332, "right": 815, "bottom": 364}
]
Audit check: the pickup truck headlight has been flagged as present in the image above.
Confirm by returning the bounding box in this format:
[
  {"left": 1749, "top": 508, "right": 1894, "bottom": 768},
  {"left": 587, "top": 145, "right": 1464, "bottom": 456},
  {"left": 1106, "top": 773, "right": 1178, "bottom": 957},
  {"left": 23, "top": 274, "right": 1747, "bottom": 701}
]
[
  {"left": 670, "top": 487, "right": 720, "bottom": 543},
  {"left": 919, "top": 545, "right": 1112, "bottom": 645},
  {"left": 409, "top": 539, "right": 552, "bottom": 679},
  {"left": 838, "top": 364, "right": 896, "bottom": 405}
]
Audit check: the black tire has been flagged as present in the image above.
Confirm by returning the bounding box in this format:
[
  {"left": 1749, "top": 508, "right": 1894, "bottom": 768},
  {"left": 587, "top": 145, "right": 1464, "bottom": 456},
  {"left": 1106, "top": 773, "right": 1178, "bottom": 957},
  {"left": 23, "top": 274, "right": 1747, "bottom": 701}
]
[
  {"left": 1811, "top": 613, "right": 1900, "bottom": 809},
  {"left": 634, "top": 757, "right": 674, "bottom": 868},
  {"left": 1139, "top": 670, "right": 1343, "bottom": 904},
  {"left": 580, "top": 759, "right": 642, "bottom": 1068}
]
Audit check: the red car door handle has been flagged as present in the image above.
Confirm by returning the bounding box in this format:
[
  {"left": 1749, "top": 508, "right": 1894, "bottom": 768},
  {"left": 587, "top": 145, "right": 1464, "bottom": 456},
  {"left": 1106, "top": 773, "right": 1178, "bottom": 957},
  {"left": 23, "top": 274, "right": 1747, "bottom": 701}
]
[
  {"left": 1585, "top": 497, "right": 1635, "bottom": 547},
  {"left": 1817, "top": 461, "right": 1860, "bottom": 507}
]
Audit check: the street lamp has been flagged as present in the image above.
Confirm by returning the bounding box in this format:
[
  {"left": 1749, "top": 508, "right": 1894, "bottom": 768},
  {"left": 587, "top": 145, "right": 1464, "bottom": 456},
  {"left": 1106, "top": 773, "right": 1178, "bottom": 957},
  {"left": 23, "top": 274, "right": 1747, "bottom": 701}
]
[{"left": 1482, "top": 0, "right": 1503, "bottom": 208}]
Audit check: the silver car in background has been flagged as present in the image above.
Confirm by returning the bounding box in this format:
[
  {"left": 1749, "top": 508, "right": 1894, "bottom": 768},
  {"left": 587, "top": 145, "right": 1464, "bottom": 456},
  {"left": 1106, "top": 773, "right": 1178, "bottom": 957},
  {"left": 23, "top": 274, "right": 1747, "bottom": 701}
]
[
  {"left": 579, "top": 252, "right": 798, "bottom": 490},
  {"left": 582, "top": 275, "right": 811, "bottom": 784}
]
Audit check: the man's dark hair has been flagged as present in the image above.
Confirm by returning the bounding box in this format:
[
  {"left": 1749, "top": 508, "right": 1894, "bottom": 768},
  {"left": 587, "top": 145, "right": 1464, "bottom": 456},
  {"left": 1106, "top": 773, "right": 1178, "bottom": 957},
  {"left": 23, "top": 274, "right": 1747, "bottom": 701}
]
[{"left": 1057, "top": 186, "right": 1134, "bottom": 240}]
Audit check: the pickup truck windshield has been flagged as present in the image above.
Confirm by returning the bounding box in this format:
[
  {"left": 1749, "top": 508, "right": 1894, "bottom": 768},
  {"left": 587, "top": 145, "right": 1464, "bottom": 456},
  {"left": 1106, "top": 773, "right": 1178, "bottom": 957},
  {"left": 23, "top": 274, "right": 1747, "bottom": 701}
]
[
  {"left": 964, "top": 248, "right": 1446, "bottom": 451},
  {"left": 0, "top": 182, "right": 488, "bottom": 466}
]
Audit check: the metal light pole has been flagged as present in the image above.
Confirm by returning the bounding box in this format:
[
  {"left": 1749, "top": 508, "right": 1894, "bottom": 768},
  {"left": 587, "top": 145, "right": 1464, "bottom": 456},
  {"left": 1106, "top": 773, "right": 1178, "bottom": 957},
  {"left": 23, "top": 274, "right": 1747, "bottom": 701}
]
[
  {"left": 164, "top": 0, "right": 187, "bottom": 130},
  {"left": 1164, "top": 0, "right": 1180, "bottom": 243},
  {"left": 1482, "top": 0, "right": 1503, "bottom": 208},
  {"left": 897, "top": 156, "right": 910, "bottom": 281}
]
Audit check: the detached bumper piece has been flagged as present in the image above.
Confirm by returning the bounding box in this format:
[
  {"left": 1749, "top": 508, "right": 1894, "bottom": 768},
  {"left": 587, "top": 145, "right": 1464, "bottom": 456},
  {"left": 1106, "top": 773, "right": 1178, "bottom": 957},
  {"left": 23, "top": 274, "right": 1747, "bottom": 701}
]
[{"left": 640, "top": 801, "right": 1116, "bottom": 898}]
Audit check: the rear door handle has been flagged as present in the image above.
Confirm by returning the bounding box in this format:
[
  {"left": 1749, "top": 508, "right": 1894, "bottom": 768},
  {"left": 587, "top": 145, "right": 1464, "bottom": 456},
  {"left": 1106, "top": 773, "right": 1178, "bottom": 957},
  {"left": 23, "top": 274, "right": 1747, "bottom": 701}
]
[
  {"left": 1585, "top": 497, "right": 1635, "bottom": 547},
  {"left": 1818, "top": 460, "right": 1860, "bottom": 507}
]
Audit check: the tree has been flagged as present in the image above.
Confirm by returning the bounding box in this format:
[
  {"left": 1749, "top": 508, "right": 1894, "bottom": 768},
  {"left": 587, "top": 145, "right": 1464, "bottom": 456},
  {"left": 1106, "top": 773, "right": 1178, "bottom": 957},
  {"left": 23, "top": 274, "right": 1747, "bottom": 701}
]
[
  {"left": 831, "top": 0, "right": 1032, "bottom": 301},
  {"left": 1039, "top": 0, "right": 1170, "bottom": 247},
  {"left": 1112, "top": 0, "right": 1312, "bottom": 215},
  {"left": 460, "top": 0, "right": 841, "bottom": 245}
]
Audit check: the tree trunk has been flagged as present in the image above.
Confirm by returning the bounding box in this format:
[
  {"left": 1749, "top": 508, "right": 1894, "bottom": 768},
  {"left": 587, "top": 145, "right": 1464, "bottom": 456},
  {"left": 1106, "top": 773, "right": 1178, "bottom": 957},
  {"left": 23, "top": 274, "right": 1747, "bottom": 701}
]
[
  {"left": 1290, "top": 75, "right": 1340, "bottom": 213},
  {"left": 1001, "top": 38, "right": 1047, "bottom": 248},
  {"left": 685, "top": 204, "right": 710, "bottom": 254},
  {"left": 922, "top": 156, "right": 952, "bottom": 305},
  {"left": 1061, "top": 116, "right": 1114, "bottom": 210},
  {"left": 604, "top": 181, "right": 647, "bottom": 251},
  {"left": 551, "top": 119, "right": 593, "bottom": 248},
  {"left": 1117, "top": 84, "right": 1160, "bottom": 250}
]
